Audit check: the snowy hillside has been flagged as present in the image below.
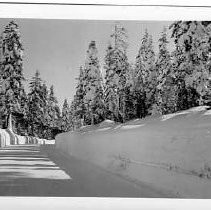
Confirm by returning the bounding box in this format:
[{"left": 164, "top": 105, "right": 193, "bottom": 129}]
[{"left": 56, "top": 106, "right": 211, "bottom": 198}]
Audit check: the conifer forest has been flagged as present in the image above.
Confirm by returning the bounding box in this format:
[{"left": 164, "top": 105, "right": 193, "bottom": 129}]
[{"left": 0, "top": 20, "right": 211, "bottom": 139}]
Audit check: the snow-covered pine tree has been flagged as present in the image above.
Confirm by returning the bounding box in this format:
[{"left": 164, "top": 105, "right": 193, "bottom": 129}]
[
  {"left": 70, "top": 95, "right": 78, "bottom": 130},
  {"left": 124, "top": 63, "right": 136, "bottom": 120},
  {"left": 104, "top": 23, "right": 129, "bottom": 122},
  {"left": 153, "top": 27, "right": 173, "bottom": 115},
  {"left": 40, "top": 83, "right": 51, "bottom": 138},
  {"left": 0, "top": 21, "right": 27, "bottom": 134},
  {"left": 83, "top": 41, "right": 104, "bottom": 125},
  {"left": 61, "top": 99, "right": 72, "bottom": 132},
  {"left": 170, "top": 21, "right": 211, "bottom": 109},
  {"left": 73, "top": 66, "right": 86, "bottom": 128},
  {"left": 104, "top": 43, "right": 118, "bottom": 121},
  {"left": 28, "top": 70, "right": 46, "bottom": 137},
  {"left": 134, "top": 29, "right": 156, "bottom": 117},
  {"left": 91, "top": 85, "right": 105, "bottom": 124},
  {"left": 204, "top": 51, "right": 211, "bottom": 105},
  {"left": 47, "top": 85, "right": 61, "bottom": 131}
]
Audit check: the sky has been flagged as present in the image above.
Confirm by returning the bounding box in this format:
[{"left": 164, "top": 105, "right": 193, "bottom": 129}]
[{"left": 0, "top": 19, "right": 173, "bottom": 107}]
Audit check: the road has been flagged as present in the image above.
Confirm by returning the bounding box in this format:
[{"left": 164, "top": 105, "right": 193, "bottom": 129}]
[{"left": 0, "top": 144, "right": 176, "bottom": 197}]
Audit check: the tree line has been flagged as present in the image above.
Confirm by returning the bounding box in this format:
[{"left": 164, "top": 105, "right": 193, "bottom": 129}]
[
  {"left": 0, "top": 21, "right": 211, "bottom": 138},
  {"left": 0, "top": 21, "right": 61, "bottom": 139},
  {"left": 68, "top": 21, "right": 211, "bottom": 131}
]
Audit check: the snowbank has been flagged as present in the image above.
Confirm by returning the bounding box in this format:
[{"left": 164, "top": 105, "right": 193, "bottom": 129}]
[
  {"left": 56, "top": 106, "right": 211, "bottom": 198},
  {"left": 0, "top": 128, "right": 54, "bottom": 148},
  {"left": 0, "top": 129, "right": 10, "bottom": 147},
  {"left": 161, "top": 105, "right": 209, "bottom": 121}
]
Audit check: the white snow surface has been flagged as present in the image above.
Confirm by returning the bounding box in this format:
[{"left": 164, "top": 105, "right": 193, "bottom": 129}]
[
  {"left": 188, "top": 106, "right": 209, "bottom": 112},
  {"left": 204, "top": 110, "right": 211, "bottom": 115},
  {"left": 161, "top": 106, "right": 210, "bottom": 121},
  {"left": 120, "top": 124, "right": 145, "bottom": 130},
  {"left": 98, "top": 119, "right": 115, "bottom": 127},
  {"left": 161, "top": 111, "right": 189, "bottom": 121},
  {"left": 56, "top": 106, "right": 211, "bottom": 198},
  {"left": 95, "top": 127, "right": 112, "bottom": 132}
]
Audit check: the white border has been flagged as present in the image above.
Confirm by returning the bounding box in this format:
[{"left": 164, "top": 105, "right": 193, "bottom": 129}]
[
  {"left": 1, "top": 0, "right": 211, "bottom": 6},
  {"left": 0, "top": 3, "right": 211, "bottom": 20},
  {"left": 1, "top": 197, "right": 211, "bottom": 210}
]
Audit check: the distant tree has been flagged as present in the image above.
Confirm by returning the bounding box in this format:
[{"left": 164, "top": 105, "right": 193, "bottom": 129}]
[
  {"left": 0, "top": 21, "right": 27, "bottom": 135},
  {"left": 61, "top": 99, "right": 71, "bottom": 132},
  {"left": 47, "top": 85, "right": 61, "bottom": 130}
]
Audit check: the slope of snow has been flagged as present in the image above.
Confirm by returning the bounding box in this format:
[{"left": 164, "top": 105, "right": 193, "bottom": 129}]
[
  {"left": 161, "top": 106, "right": 209, "bottom": 121},
  {"left": 188, "top": 106, "right": 209, "bottom": 112},
  {"left": 161, "top": 111, "right": 189, "bottom": 121},
  {"left": 56, "top": 106, "right": 211, "bottom": 198}
]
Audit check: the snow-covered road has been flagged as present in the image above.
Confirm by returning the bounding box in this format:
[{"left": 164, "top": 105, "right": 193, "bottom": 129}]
[{"left": 0, "top": 145, "right": 175, "bottom": 197}]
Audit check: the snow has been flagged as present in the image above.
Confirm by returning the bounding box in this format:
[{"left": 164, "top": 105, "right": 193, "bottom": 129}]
[
  {"left": 161, "top": 106, "right": 209, "bottom": 121},
  {"left": 188, "top": 106, "right": 209, "bottom": 112},
  {"left": 99, "top": 119, "right": 115, "bottom": 127},
  {"left": 120, "top": 124, "right": 145, "bottom": 130},
  {"left": 43, "top": 139, "right": 55, "bottom": 145},
  {"left": 56, "top": 106, "right": 211, "bottom": 198},
  {"left": 204, "top": 110, "right": 211, "bottom": 115},
  {"left": 113, "top": 125, "right": 122, "bottom": 130},
  {"left": 0, "top": 128, "right": 54, "bottom": 148},
  {"left": 161, "top": 111, "right": 189, "bottom": 121},
  {"left": 95, "top": 127, "right": 112, "bottom": 132},
  {"left": 102, "top": 119, "right": 115, "bottom": 124}
]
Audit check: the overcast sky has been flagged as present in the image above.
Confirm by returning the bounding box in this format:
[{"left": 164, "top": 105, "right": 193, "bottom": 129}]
[{"left": 0, "top": 19, "right": 173, "bottom": 107}]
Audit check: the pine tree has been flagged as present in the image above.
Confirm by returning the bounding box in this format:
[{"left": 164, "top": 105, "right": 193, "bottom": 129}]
[
  {"left": 104, "top": 23, "right": 129, "bottom": 122},
  {"left": 134, "top": 29, "right": 156, "bottom": 117},
  {"left": 70, "top": 96, "right": 78, "bottom": 130},
  {"left": 0, "top": 21, "right": 27, "bottom": 134},
  {"left": 170, "top": 21, "right": 211, "bottom": 109},
  {"left": 153, "top": 27, "right": 173, "bottom": 114},
  {"left": 28, "top": 70, "right": 46, "bottom": 137},
  {"left": 83, "top": 41, "right": 104, "bottom": 125},
  {"left": 47, "top": 85, "right": 61, "bottom": 130},
  {"left": 104, "top": 43, "right": 118, "bottom": 121},
  {"left": 61, "top": 99, "right": 71, "bottom": 132},
  {"left": 40, "top": 83, "right": 50, "bottom": 138},
  {"left": 73, "top": 66, "right": 86, "bottom": 128},
  {"left": 125, "top": 63, "right": 136, "bottom": 120}
]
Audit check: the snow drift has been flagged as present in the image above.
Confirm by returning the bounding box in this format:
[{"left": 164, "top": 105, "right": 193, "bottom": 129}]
[
  {"left": 56, "top": 106, "right": 211, "bottom": 198},
  {"left": 0, "top": 128, "right": 55, "bottom": 147}
]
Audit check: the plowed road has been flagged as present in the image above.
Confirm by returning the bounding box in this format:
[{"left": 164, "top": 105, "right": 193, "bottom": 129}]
[{"left": 0, "top": 145, "right": 175, "bottom": 197}]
